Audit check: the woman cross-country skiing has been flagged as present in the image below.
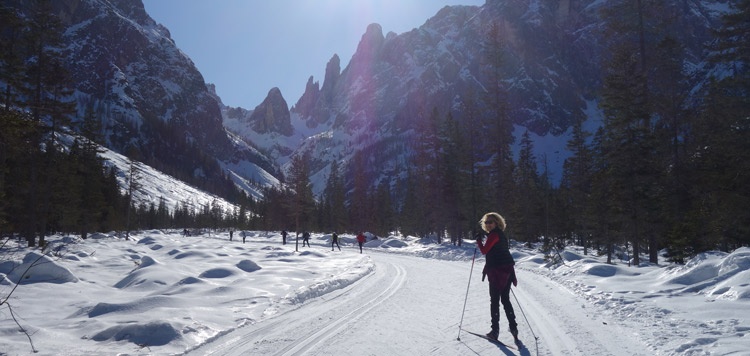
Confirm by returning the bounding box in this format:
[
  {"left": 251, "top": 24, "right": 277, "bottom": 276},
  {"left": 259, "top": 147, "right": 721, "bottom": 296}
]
[
  {"left": 356, "top": 232, "right": 366, "bottom": 253},
  {"left": 476, "top": 212, "right": 518, "bottom": 342}
]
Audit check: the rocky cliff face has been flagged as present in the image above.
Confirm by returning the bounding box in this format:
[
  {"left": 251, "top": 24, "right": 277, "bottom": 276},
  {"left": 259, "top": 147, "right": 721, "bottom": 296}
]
[
  {"left": 292, "top": 54, "right": 341, "bottom": 129},
  {"left": 55, "top": 0, "right": 227, "bottom": 151},
  {"left": 248, "top": 88, "right": 292, "bottom": 135},
  {"left": 3, "top": 0, "right": 279, "bottom": 197}
]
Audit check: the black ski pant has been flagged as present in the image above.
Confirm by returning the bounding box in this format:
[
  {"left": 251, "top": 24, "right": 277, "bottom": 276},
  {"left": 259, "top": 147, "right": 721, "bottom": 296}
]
[{"left": 489, "top": 276, "right": 516, "bottom": 333}]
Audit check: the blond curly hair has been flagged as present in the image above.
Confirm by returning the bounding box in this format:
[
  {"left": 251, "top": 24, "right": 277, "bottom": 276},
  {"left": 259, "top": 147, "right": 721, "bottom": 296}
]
[{"left": 480, "top": 212, "right": 507, "bottom": 232}]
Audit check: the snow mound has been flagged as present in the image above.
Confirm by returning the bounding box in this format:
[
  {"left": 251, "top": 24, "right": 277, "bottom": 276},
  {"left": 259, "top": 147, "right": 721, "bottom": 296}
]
[
  {"left": 137, "top": 236, "right": 159, "bottom": 245},
  {"left": 525, "top": 256, "right": 547, "bottom": 265},
  {"left": 91, "top": 321, "right": 181, "bottom": 346},
  {"left": 381, "top": 238, "right": 408, "bottom": 248},
  {"left": 1, "top": 252, "right": 78, "bottom": 285},
  {"left": 299, "top": 250, "right": 327, "bottom": 258},
  {"left": 139, "top": 255, "right": 159, "bottom": 268},
  {"left": 265, "top": 250, "right": 295, "bottom": 258},
  {"left": 88, "top": 295, "right": 177, "bottom": 317},
  {"left": 562, "top": 250, "right": 585, "bottom": 261},
  {"left": 173, "top": 250, "right": 213, "bottom": 259},
  {"left": 706, "top": 248, "right": 750, "bottom": 300},
  {"left": 199, "top": 268, "right": 235, "bottom": 278},
  {"left": 655, "top": 248, "right": 750, "bottom": 298},
  {"left": 581, "top": 263, "right": 618, "bottom": 277},
  {"left": 707, "top": 269, "right": 750, "bottom": 300},
  {"left": 719, "top": 247, "right": 750, "bottom": 275},
  {"left": 114, "top": 257, "right": 174, "bottom": 289},
  {"left": 178, "top": 276, "right": 203, "bottom": 285},
  {"left": 237, "top": 259, "right": 262, "bottom": 272}
]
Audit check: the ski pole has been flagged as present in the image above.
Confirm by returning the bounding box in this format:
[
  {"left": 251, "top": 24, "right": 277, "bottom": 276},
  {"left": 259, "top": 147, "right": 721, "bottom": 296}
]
[
  {"left": 511, "top": 288, "right": 537, "bottom": 339},
  {"left": 457, "top": 247, "right": 477, "bottom": 341},
  {"left": 511, "top": 287, "right": 540, "bottom": 354}
]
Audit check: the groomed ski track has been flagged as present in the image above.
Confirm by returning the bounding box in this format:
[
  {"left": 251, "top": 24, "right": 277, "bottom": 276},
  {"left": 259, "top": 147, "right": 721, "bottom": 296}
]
[{"left": 186, "top": 248, "right": 649, "bottom": 355}]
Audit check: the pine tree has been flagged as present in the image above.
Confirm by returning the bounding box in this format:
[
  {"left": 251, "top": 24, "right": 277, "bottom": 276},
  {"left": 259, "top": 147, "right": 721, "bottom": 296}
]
[
  {"left": 561, "top": 119, "right": 594, "bottom": 254},
  {"left": 599, "top": 42, "right": 654, "bottom": 266},
  {"left": 70, "top": 105, "right": 108, "bottom": 238},
  {"left": 322, "top": 160, "right": 347, "bottom": 232},
  {"left": 4, "top": 1, "right": 77, "bottom": 246},
  {"left": 439, "top": 111, "right": 469, "bottom": 244},
  {"left": 58, "top": 140, "right": 85, "bottom": 235},
  {"left": 424, "top": 107, "right": 443, "bottom": 241},
  {"left": 22, "top": 0, "right": 75, "bottom": 129},
  {"left": 398, "top": 167, "right": 424, "bottom": 238},
  {"left": 650, "top": 36, "right": 693, "bottom": 261},
  {"left": 599, "top": 0, "right": 676, "bottom": 265},
  {"left": 0, "top": 5, "right": 26, "bottom": 110},
  {"left": 349, "top": 152, "right": 371, "bottom": 233},
  {"left": 372, "top": 180, "right": 394, "bottom": 237},
  {"left": 285, "top": 153, "right": 315, "bottom": 246},
  {"left": 588, "top": 127, "right": 621, "bottom": 264},
  {"left": 458, "top": 93, "right": 486, "bottom": 236},
  {"left": 125, "top": 156, "right": 143, "bottom": 240},
  {"left": 482, "top": 21, "right": 515, "bottom": 211},
  {"left": 512, "top": 130, "right": 543, "bottom": 243},
  {"left": 691, "top": 0, "right": 750, "bottom": 251},
  {"left": 101, "top": 167, "right": 124, "bottom": 231},
  {"left": 0, "top": 109, "right": 39, "bottom": 234}
]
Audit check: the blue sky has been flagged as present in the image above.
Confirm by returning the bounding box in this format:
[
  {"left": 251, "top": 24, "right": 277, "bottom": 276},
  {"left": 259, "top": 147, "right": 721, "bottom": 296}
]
[{"left": 142, "top": 0, "right": 484, "bottom": 110}]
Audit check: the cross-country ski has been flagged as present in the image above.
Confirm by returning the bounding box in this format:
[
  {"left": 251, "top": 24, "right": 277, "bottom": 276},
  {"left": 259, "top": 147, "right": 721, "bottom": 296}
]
[{"left": 463, "top": 330, "right": 518, "bottom": 350}]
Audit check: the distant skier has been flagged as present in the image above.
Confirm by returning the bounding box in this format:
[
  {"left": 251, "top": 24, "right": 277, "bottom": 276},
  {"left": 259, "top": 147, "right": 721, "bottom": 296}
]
[
  {"left": 331, "top": 232, "right": 341, "bottom": 251},
  {"left": 476, "top": 212, "right": 518, "bottom": 342},
  {"left": 281, "top": 230, "right": 288, "bottom": 245},
  {"left": 302, "top": 231, "right": 311, "bottom": 247},
  {"left": 356, "top": 232, "right": 366, "bottom": 253}
]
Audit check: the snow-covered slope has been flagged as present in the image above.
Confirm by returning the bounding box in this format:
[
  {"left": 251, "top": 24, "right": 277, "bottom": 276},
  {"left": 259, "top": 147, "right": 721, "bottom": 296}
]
[{"left": 98, "top": 144, "right": 243, "bottom": 214}]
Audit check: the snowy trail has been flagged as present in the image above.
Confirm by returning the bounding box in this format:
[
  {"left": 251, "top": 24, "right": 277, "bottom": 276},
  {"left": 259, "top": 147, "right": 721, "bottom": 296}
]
[
  {"left": 188, "top": 248, "right": 652, "bottom": 355},
  {"left": 186, "top": 251, "right": 407, "bottom": 356},
  {"left": 306, "top": 252, "right": 473, "bottom": 355},
  {"left": 277, "top": 261, "right": 407, "bottom": 356}
]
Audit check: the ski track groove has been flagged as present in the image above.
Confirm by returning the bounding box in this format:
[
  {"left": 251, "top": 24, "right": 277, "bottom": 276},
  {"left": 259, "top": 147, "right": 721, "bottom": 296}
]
[
  {"left": 276, "top": 262, "right": 407, "bottom": 356},
  {"left": 188, "top": 255, "right": 405, "bottom": 356}
]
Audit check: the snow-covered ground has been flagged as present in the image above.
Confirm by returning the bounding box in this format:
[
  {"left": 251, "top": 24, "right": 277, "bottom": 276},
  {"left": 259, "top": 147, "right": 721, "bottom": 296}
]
[{"left": 1, "top": 231, "right": 748, "bottom": 355}]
